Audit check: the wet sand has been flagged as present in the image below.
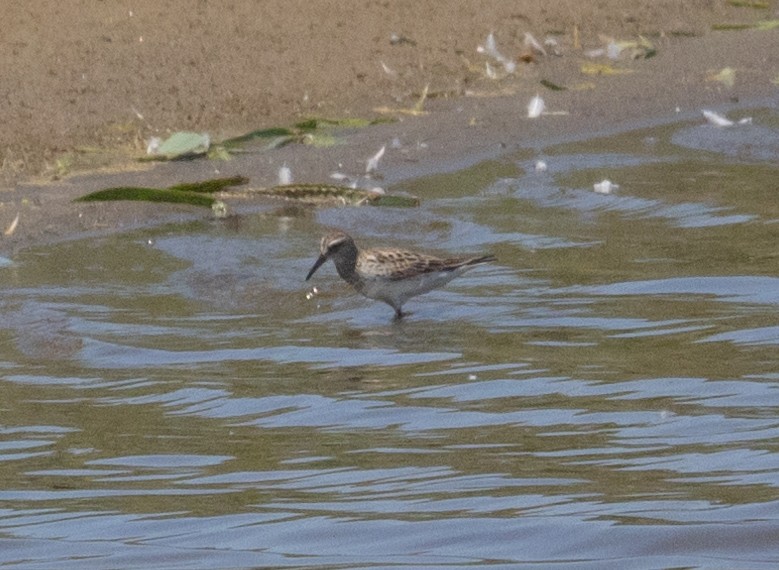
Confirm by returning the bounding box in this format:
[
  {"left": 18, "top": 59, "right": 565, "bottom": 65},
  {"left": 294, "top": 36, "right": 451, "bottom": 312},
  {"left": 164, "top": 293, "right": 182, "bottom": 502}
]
[{"left": 1, "top": 0, "right": 778, "bottom": 255}]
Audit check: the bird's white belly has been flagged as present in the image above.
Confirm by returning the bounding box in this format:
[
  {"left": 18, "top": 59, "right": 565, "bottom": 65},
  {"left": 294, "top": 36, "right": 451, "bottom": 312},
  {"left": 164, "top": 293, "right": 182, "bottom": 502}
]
[{"left": 357, "top": 271, "right": 462, "bottom": 305}]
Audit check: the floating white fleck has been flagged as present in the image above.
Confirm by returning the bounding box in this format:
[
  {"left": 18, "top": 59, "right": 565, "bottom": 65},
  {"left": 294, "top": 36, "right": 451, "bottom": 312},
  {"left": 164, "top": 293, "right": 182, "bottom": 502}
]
[
  {"left": 534, "top": 160, "right": 548, "bottom": 172},
  {"left": 593, "top": 179, "right": 619, "bottom": 194},
  {"left": 527, "top": 95, "right": 545, "bottom": 118},
  {"left": 467, "top": 374, "right": 478, "bottom": 381},
  {"left": 306, "top": 287, "right": 319, "bottom": 300},
  {"left": 366, "top": 145, "right": 386, "bottom": 173},
  {"left": 278, "top": 164, "right": 292, "bottom": 185}
]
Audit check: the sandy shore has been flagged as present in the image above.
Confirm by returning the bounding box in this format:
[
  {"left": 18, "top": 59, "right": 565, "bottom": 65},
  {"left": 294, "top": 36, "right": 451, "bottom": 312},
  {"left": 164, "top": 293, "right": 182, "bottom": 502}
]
[{"left": 1, "top": 0, "right": 777, "bottom": 255}]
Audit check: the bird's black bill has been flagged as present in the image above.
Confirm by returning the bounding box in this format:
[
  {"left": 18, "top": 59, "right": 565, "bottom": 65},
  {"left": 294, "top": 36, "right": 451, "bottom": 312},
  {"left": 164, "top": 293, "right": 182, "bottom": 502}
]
[{"left": 305, "top": 255, "right": 328, "bottom": 281}]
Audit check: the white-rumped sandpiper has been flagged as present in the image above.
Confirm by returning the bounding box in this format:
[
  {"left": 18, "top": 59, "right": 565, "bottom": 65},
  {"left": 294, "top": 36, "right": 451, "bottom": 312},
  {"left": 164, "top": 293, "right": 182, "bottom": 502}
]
[{"left": 305, "top": 230, "right": 496, "bottom": 319}]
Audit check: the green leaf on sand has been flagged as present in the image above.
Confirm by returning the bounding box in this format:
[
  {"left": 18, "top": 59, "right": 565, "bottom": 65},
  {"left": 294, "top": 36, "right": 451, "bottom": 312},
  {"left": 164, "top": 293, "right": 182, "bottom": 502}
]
[
  {"left": 222, "top": 116, "right": 391, "bottom": 148},
  {"left": 168, "top": 176, "right": 249, "bottom": 193},
  {"left": 727, "top": 0, "right": 770, "bottom": 8},
  {"left": 154, "top": 132, "right": 210, "bottom": 159},
  {"left": 75, "top": 179, "right": 417, "bottom": 209},
  {"left": 755, "top": 19, "right": 779, "bottom": 29},
  {"left": 75, "top": 187, "right": 217, "bottom": 207},
  {"left": 712, "top": 22, "right": 758, "bottom": 30},
  {"left": 540, "top": 79, "right": 567, "bottom": 91},
  {"left": 221, "top": 127, "right": 296, "bottom": 147},
  {"left": 223, "top": 183, "right": 420, "bottom": 207},
  {"left": 295, "top": 117, "right": 393, "bottom": 129},
  {"left": 75, "top": 177, "right": 250, "bottom": 208},
  {"left": 207, "top": 146, "right": 233, "bottom": 161}
]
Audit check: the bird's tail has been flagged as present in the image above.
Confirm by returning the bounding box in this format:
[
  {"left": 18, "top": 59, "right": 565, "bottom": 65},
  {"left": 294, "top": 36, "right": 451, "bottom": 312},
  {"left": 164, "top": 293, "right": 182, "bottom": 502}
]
[{"left": 464, "top": 254, "right": 497, "bottom": 266}]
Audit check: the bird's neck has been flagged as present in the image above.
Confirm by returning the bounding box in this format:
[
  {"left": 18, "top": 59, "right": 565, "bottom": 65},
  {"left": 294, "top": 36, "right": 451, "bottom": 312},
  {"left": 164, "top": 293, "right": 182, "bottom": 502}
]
[{"left": 333, "top": 246, "right": 360, "bottom": 284}]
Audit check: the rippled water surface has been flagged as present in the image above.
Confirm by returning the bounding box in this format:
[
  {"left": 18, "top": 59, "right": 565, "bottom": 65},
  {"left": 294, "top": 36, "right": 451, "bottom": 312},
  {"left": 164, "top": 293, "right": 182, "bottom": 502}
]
[{"left": 1, "top": 110, "right": 778, "bottom": 568}]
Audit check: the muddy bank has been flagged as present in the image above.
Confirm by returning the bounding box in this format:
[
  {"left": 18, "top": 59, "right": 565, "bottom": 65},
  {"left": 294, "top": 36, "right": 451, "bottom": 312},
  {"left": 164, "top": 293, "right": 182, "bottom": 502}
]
[{"left": 1, "top": 0, "right": 777, "bottom": 255}]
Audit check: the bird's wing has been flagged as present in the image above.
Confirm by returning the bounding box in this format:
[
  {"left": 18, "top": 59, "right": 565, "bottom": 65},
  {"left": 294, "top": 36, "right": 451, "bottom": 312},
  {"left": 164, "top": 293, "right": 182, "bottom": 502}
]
[
  {"left": 361, "top": 249, "right": 450, "bottom": 280},
  {"left": 361, "top": 248, "right": 496, "bottom": 280}
]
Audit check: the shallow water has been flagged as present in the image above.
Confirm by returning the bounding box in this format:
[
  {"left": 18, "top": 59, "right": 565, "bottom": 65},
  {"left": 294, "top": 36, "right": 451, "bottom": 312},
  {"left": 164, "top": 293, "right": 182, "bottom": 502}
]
[{"left": 1, "top": 109, "right": 778, "bottom": 569}]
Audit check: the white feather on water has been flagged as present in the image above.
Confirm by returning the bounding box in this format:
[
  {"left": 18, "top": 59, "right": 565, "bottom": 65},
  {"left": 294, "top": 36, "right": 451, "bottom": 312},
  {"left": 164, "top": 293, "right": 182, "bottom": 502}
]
[
  {"left": 278, "top": 165, "right": 292, "bottom": 186},
  {"left": 3, "top": 213, "right": 20, "bottom": 237},
  {"left": 702, "top": 110, "right": 752, "bottom": 128},
  {"left": 527, "top": 95, "right": 545, "bottom": 118},
  {"left": 366, "top": 145, "right": 386, "bottom": 174},
  {"left": 593, "top": 179, "right": 619, "bottom": 194}
]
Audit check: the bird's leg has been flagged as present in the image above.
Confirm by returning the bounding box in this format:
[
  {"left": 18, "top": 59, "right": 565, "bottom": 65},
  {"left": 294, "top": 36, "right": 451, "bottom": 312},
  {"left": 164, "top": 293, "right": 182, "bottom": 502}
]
[{"left": 393, "top": 307, "right": 405, "bottom": 320}]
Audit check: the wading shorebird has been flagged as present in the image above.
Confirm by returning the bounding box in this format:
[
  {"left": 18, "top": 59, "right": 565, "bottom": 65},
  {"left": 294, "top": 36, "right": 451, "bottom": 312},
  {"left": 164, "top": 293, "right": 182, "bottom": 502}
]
[{"left": 305, "top": 231, "right": 496, "bottom": 319}]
